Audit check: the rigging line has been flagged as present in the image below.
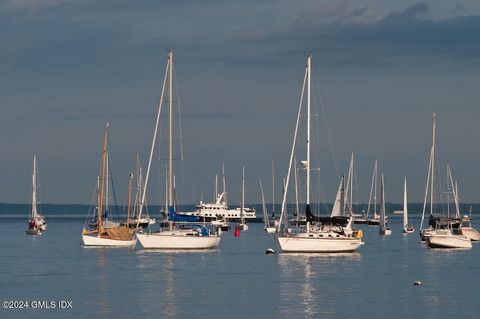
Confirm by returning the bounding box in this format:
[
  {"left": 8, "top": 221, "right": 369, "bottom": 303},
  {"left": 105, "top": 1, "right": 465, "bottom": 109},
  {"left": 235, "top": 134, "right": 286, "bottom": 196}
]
[
  {"left": 137, "top": 56, "right": 169, "bottom": 224},
  {"left": 313, "top": 70, "right": 340, "bottom": 179},
  {"left": 172, "top": 60, "right": 196, "bottom": 204},
  {"left": 279, "top": 66, "right": 308, "bottom": 229}
]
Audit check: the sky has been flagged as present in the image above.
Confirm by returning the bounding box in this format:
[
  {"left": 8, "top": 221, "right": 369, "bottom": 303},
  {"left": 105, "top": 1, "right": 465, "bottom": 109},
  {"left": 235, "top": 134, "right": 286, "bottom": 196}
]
[{"left": 1, "top": 0, "right": 480, "bottom": 206}]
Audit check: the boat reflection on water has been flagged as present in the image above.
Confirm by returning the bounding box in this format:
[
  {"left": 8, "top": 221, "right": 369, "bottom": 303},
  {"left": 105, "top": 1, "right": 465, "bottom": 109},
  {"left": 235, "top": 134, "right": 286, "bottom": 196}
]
[{"left": 277, "top": 253, "right": 362, "bottom": 318}]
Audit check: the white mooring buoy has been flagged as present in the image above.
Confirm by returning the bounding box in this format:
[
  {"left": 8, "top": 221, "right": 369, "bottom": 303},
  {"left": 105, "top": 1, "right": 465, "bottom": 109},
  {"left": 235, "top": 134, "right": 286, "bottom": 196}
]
[{"left": 414, "top": 280, "right": 422, "bottom": 286}]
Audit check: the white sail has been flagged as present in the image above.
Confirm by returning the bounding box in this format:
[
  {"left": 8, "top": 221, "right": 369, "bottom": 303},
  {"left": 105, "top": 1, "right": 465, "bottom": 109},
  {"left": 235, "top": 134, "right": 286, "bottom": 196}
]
[{"left": 330, "top": 176, "right": 345, "bottom": 217}]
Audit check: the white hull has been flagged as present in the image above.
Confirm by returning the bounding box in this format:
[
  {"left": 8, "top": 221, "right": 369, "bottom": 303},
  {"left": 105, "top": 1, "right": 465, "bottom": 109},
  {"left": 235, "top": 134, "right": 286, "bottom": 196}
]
[
  {"left": 380, "top": 228, "right": 392, "bottom": 236},
  {"left": 458, "top": 227, "right": 480, "bottom": 241},
  {"left": 265, "top": 227, "right": 276, "bottom": 233},
  {"left": 238, "top": 223, "right": 248, "bottom": 231},
  {"left": 403, "top": 226, "right": 414, "bottom": 233},
  {"left": 26, "top": 228, "right": 42, "bottom": 235},
  {"left": 136, "top": 232, "right": 221, "bottom": 249},
  {"left": 277, "top": 234, "right": 363, "bottom": 253},
  {"left": 82, "top": 234, "right": 136, "bottom": 247},
  {"left": 426, "top": 231, "right": 472, "bottom": 249}
]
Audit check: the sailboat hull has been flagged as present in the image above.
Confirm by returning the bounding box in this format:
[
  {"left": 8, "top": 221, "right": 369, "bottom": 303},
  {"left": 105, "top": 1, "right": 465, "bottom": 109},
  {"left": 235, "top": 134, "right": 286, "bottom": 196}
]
[
  {"left": 458, "top": 227, "right": 480, "bottom": 241},
  {"left": 136, "top": 232, "right": 221, "bottom": 249},
  {"left": 82, "top": 234, "right": 136, "bottom": 247},
  {"left": 265, "top": 227, "right": 276, "bottom": 233},
  {"left": 277, "top": 235, "right": 362, "bottom": 253},
  {"left": 426, "top": 232, "right": 472, "bottom": 249}
]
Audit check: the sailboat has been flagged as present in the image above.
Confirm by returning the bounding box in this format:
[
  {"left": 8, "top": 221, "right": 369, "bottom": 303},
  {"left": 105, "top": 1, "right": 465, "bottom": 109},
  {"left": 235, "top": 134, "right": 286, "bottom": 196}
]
[
  {"left": 402, "top": 177, "right": 414, "bottom": 233},
  {"left": 419, "top": 115, "right": 471, "bottom": 248},
  {"left": 379, "top": 174, "right": 392, "bottom": 236},
  {"left": 260, "top": 179, "right": 276, "bottom": 233},
  {"left": 276, "top": 54, "right": 363, "bottom": 253},
  {"left": 82, "top": 124, "right": 136, "bottom": 247},
  {"left": 26, "top": 156, "right": 47, "bottom": 235},
  {"left": 136, "top": 50, "right": 221, "bottom": 249},
  {"left": 365, "top": 160, "right": 387, "bottom": 225},
  {"left": 237, "top": 166, "right": 249, "bottom": 231},
  {"left": 123, "top": 155, "right": 156, "bottom": 229}
]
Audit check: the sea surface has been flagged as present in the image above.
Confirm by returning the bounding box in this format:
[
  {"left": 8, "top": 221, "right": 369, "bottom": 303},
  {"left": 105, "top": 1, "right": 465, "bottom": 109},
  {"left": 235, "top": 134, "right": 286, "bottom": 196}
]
[{"left": 0, "top": 211, "right": 479, "bottom": 319}]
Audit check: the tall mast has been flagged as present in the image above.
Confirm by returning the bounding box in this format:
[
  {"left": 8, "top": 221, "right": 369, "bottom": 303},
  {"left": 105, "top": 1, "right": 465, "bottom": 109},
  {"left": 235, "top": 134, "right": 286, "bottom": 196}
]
[
  {"left": 403, "top": 177, "right": 408, "bottom": 228},
  {"left": 215, "top": 174, "right": 218, "bottom": 202},
  {"left": 105, "top": 152, "right": 109, "bottom": 221},
  {"left": 222, "top": 163, "right": 227, "bottom": 205},
  {"left": 98, "top": 123, "right": 109, "bottom": 233},
  {"left": 430, "top": 113, "right": 436, "bottom": 216},
  {"left": 31, "top": 155, "right": 37, "bottom": 218},
  {"left": 374, "top": 160, "right": 378, "bottom": 218},
  {"left": 168, "top": 49, "right": 174, "bottom": 208},
  {"left": 306, "top": 55, "right": 311, "bottom": 207},
  {"left": 127, "top": 172, "right": 133, "bottom": 228},
  {"left": 380, "top": 173, "right": 385, "bottom": 230},
  {"left": 294, "top": 158, "right": 299, "bottom": 222},
  {"left": 305, "top": 54, "right": 312, "bottom": 233},
  {"left": 259, "top": 179, "right": 268, "bottom": 227},
  {"left": 241, "top": 165, "right": 245, "bottom": 224},
  {"left": 272, "top": 159, "right": 275, "bottom": 214}
]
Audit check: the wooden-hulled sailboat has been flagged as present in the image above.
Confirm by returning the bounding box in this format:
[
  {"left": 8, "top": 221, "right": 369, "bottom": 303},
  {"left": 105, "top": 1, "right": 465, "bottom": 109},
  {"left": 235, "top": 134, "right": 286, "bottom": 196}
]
[
  {"left": 136, "top": 50, "right": 220, "bottom": 249},
  {"left": 26, "top": 156, "right": 47, "bottom": 235},
  {"left": 276, "top": 55, "right": 363, "bottom": 253},
  {"left": 379, "top": 174, "right": 392, "bottom": 236},
  {"left": 82, "top": 124, "right": 136, "bottom": 247},
  {"left": 402, "top": 177, "right": 414, "bottom": 233}
]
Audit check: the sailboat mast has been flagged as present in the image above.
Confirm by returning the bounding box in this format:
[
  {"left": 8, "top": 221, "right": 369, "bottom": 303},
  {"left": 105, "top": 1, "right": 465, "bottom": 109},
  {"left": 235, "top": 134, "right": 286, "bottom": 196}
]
[
  {"left": 272, "top": 159, "right": 275, "bottom": 214},
  {"left": 241, "top": 165, "right": 245, "bottom": 224},
  {"left": 403, "top": 177, "right": 408, "bottom": 228},
  {"left": 215, "top": 174, "right": 218, "bottom": 202},
  {"left": 127, "top": 172, "right": 133, "bottom": 228},
  {"left": 294, "top": 158, "right": 299, "bottom": 222},
  {"left": 260, "top": 179, "right": 268, "bottom": 227},
  {"left": 374, "top": 160, "right": 378, "bottom": 218},
  {"left": 105, "top": 152, "right": 109, "bottom": 222},
  {"left": 98, "top": 123, "right": 109, "bottom": 232},
  {"left": 31, "top": 155, "right": 37, "bottom": 218},
  {"left": 380, "top": 173, "right": 385, "bottom": 230},
  {"left": 430, "top": 113, "right": 436, "bottom": 216},
  {"left": 222, "top": 163, "right": 227, "bottom": 205},
  {"left": 306, "top": 55, "right": 311, "bottom": 207},
  {"left": 168, "top": 49, "right": 174, "bottom": 208}
]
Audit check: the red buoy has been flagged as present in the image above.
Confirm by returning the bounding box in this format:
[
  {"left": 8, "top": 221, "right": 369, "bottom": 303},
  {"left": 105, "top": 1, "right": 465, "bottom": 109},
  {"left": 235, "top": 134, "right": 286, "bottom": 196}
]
[{"left": 234, "top": 226, "right": 240, "bottom": 237}]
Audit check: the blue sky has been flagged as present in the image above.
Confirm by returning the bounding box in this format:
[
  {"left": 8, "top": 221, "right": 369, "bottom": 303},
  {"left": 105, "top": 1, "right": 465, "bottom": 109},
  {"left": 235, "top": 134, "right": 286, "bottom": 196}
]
[{"left": 1, "top": 1, "right": 480, "bottom": 206}]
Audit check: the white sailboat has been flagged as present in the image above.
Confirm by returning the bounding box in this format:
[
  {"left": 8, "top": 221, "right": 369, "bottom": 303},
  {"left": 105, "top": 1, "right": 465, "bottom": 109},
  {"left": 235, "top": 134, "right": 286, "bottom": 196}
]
[
  {"left": 365, "top": 160, "right": 387, "bottom": 225},
  {"left": 82, "top": 124, "right": 136, "bottom": 247},
  {"left": 136, "top": 50, "right": 221, "bottom": 249},
  {"left": 276, "top": 54, "right": 363, "bottom": 253},
  {"left": 402, "top": 177, "right": 414, "bottom": 233},
  {"left": 449, "top": 167, "right": 479, "bottom": 241},
  {"left": 379, "top": 174, "right": 392, "bottom": 236},
  {"left": 260, "top": 179, "right": 276, "bottom": 233},
  {"left": 26, "top": 156, "right": 47, "bottom": 235},
  {"left": 237, "top": 166, "right": 249, "bottom": 231},
  {"left": 419, "top": 115, "right": 471, "bottom": 248}
]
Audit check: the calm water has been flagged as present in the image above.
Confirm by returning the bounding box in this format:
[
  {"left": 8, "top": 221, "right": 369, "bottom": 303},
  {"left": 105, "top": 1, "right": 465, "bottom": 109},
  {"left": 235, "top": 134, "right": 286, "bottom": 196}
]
[{"left": 0, "top": 215, "right": 479, "bottom": 319}]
